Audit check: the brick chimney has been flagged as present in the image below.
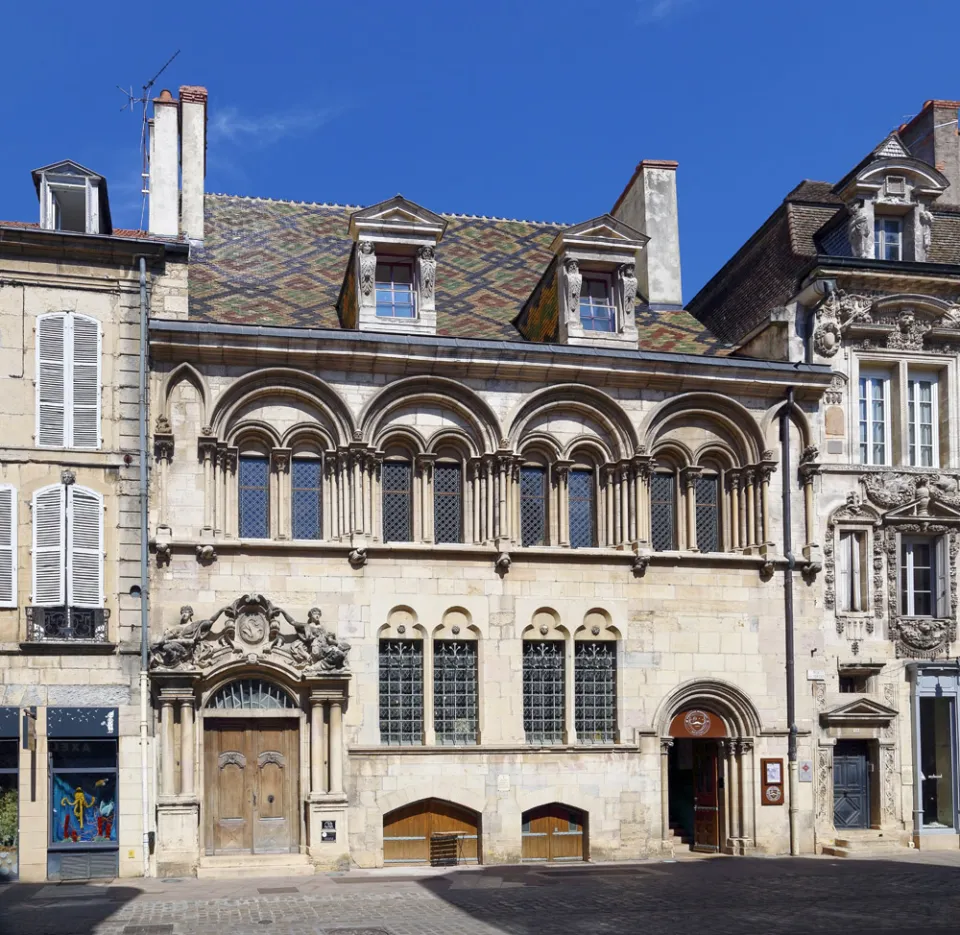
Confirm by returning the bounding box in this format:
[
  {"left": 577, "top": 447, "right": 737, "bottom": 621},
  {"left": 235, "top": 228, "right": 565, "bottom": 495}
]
[
  {"left": 147, "top": 85, "right": 208, "bottom": 241},
  {"left": 148, "top": 89, "right": 179, "bottom": 237},
  {"left": 899, "top": 100, "right": 960, "bottom": 206},
  {"left": 611, "top": 160, "right": 683, "bottom": 307}
]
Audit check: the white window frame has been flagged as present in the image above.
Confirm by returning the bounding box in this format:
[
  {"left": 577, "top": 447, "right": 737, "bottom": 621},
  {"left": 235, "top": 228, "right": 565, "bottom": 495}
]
[
  {"left": 837, "top": 528, "right": 869, "bottom": 613},
  {"left": 374, "top": 257, "right": 417, "bottom": 320},
  {"left": 900, "top": 535, "right": 947, "bottom": 618},
  {"left": 31, "top": 483, "right": 104, "bottom": 608},
  {"left": 874, "top": 216, "right": 903, "bottom": 261},
  {"left": 907, "top": 374, "right": 939, "bottom": 468},
  {"left": 858, "top": 372, "right": 891, "bottom": 466},
  {"left": 35, "top": 312, "right": 102, "bottom": 450},
  {"left": 579, "top": 272, "right": 618, "bottom": 333},
  {"left": 0, "top": 484, "right": 17, "bottom": 608}
]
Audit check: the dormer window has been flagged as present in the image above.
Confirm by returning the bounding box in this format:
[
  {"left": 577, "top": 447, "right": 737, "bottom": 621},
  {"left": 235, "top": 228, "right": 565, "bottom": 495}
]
[
  {"left": 33, "top": 161, "right": 111, "bottom": 236},
  {"left": 874, "top": 217, "right": 902, "bottom": 260},
  {"left": 376, "top": 259, "right": 416, "bottom": 319},
  {"left": 580, "top": 275, "right": 616, "bottom": 333}
]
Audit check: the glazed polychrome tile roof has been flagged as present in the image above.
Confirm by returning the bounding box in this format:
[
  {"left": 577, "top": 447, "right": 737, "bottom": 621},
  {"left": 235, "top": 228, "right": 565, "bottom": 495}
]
[{"left": 189, "top": 194, "right": 729, "bottom": 356}]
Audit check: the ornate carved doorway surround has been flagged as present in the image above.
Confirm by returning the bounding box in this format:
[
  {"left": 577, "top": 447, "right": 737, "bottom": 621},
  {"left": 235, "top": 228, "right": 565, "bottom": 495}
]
[{"left": 150, "top": 594, "right": 352, "bottom": 875}]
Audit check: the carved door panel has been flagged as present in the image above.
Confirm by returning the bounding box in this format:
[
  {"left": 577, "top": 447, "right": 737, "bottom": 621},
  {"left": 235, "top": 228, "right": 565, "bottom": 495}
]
[
  {"left": 205, "top": 723, "right": 253, "bottom": 854},
  {"left": 833, "top": 741, "right": 870, "bottom": 830},
  {"left": 252, "top": 722, "right": 299, "bottom": 854},
  {"left": 693, "top": 741, "right": 720, "bottom": 853}
]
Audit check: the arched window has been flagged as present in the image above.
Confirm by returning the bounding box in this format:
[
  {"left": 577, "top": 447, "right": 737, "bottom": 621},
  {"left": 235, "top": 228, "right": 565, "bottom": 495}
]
[
  {"left": 238, "top": 447, "right": 270, "bottom": 539},
  {"left": 568, "top": 466, "right": 596, "bottom": 549},
  {"left": 695, "top": 472, "right": 720, "bottom": 553},
  {"left": 209, "top": 678, "right": 296, "bottom": 710},
  {"left": 382, "top": 451, "right": 414, "bottom": 543},
  {"left": 291, "top": 451, "right": 323, "bottom": 540},
  {"left": 36, "top": 313, "right": 101, "bottom": 450},
  {"left": 651, "top": 471, "right": 678, "bottom": 552},
  {"left": 520, "top": 455, "right": 549, "bottom": 547},
  {"left": 434, "top": 455, "right": 463, "bottom": 544}
]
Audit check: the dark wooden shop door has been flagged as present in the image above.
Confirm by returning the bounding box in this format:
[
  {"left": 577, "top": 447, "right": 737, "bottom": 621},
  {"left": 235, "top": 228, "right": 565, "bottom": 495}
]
[
  {"left": 833, "top": 741, "right": 870, "bottom": 830},
  {"left": 205, "top": 719, "right": 299, "bottom": 854},
  {"left": 693, "top": 742, "right": 720, "bottom": 852}
]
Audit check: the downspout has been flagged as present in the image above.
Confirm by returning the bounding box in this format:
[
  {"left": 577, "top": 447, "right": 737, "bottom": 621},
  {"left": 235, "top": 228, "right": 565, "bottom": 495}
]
[
  {"left": 781, "top": 386, "right": 800, "bottom": 855},
  {"left": 138, "top": 256, "right": 151, "bottom": 877}
]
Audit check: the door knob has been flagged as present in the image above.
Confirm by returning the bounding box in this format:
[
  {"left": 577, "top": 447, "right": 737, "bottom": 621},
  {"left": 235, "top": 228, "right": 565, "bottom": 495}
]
[{"left": 268, "top": 794, "right": 275, "bottom": 804}]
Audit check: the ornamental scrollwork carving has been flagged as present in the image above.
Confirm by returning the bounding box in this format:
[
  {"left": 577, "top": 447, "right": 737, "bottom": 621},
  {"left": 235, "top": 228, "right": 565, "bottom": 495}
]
[
  {"left": 257, "top": 750, "right": 285, "bottom": 768},
  {"left": 149, "top": 595, "right": 352, "bottom": 675},
  {"left": 358, "top": 240, "right": 376, "bottom": 302},
  {"left": 816, "top": 747, "right": 832, "bottom": 825},
  {"left": 563, "top": 257, "right": 582, "bottom": 324},
  {"left": 886, "top": 310, "right": 930, "bottom": 351},
  {"left": 882, "top": 746, "right": 897, "bottom": 822},
  {"left": 218, "top": 751, "right": 246, "bottom": 770},
  {"left": 813, "top": 320, "right": 842, "bottom": 358},
  {"left": 619, "top": 262, "right": 638, "bottom": 322}
]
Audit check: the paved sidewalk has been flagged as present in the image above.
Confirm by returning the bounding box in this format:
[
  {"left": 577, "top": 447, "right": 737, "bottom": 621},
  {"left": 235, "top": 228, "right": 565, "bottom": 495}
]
[{"left": 2, "top": 853, "right": 960, "bottom": 935}]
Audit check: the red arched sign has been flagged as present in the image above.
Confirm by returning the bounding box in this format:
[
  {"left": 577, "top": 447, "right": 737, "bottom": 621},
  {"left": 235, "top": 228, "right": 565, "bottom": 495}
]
[{"left": 668, "top": 708, "right": 728, "bottom": 738}]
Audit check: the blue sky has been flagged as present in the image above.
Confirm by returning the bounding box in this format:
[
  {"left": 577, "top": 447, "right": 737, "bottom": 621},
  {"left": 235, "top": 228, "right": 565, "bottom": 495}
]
[{"left": 1, "top": 0, "right": 957, "bottom": 300}]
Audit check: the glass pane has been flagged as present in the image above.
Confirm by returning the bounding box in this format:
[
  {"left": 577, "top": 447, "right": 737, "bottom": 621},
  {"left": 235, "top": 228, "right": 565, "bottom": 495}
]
[
  {"left": 49, "top": 740, "right": 117, "bottom": 769},
  {"left": 920, "top": 697, "right": 956, "bottom": 829},
  {"left": 291, "top": 459, "right": 323, "bottom": 540},
  {"left": 0, "top": 769, "right": 17, "bottom": 881},
  {"left": 523, "top": 641, "right": 564, "bottom": 744},
  {"left": 51, "top": 771, "right": 117, "bottom": 845},
  {"left": 651, "top": 473, "right": 675, "bottom": 551},
  {"left": 575, "top": 641, "right": 615, "bottom": 743},
  {"left": 695, "top": 476, "right": 719, "bottom": 553},
  {"left": 434, "top": 641, "right": 478, "bottom": 744},
  {"left": 379, "top": 640, "right": 423, "bottom": 745},
  {"left": 568, "top": 469, "right": 594, "bottom": 548},
  {"left": 238, "top": 455, "right": 270, "bottom": 538},
  {"left": 434, "top": 464, "right": 462, "bottom": 544},
  {"left": 382, "top": 461, "right": 412, "bottom": 542},
  {"left": 520, "top": 467, "right": 547, "bottom": 547}
]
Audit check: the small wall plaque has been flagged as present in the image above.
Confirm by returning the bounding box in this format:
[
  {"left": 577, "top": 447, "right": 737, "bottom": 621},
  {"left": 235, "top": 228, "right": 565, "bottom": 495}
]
[
  {"left": 321, "top": 819, "right": 336, "bottom": 843},
  {"left": 761, "top": 757, "right": 784, "bottom": 806}
]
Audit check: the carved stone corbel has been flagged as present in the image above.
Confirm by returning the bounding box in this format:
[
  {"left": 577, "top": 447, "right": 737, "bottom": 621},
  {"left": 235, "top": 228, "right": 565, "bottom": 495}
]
[
  {"left": 632, "top": 549, "right": 651, "bottom": 578},
  {"left": 196, "top": 543, "right": 217, "bottom": 564},
  {"left": 357, "top": 240, "right": 376, "bottom": 307},
  {"left": 417, "top": 244, "right": 436, "bottom": 311}
]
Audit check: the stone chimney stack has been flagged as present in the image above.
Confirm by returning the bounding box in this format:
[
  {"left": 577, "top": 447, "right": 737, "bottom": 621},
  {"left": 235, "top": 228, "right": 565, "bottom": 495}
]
[
  {"left": 611, "top": 160, "right": 683, "bottom": 307},
  {"left": 149, "top": 90, "right": 179, "bottom": 237},
  {"left": 899, "top": 100, "right": 960, "bottom": 206},
  {"left": 179, "top": 86, "right": 208, "bottom": 242}
]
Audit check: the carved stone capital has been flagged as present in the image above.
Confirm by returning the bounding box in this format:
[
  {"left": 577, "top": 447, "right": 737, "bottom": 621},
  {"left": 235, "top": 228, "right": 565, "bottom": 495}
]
[
  {"left": 154, "top": 434, "right": 175, "bottom": 462},
  {"left": 680, "top": 466, "right": 703, "bottom": 490},
  {"left": 272, "top": 448, "right": 292, "bottom": 473},
  {"left": 198, "top": 437, "right": 218, "bottom": 462}
]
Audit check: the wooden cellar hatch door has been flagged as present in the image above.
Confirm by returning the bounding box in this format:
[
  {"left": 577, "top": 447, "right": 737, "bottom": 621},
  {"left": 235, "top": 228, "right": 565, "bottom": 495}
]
[
  {"left": 521, "top": 804, "right": 585, "bottom": 862},
  {"left": 204, "top": 719, "right": 299, "bottom": 855},
  {"left": 383, "top": 798, "right": 480, "bottom": 866}
]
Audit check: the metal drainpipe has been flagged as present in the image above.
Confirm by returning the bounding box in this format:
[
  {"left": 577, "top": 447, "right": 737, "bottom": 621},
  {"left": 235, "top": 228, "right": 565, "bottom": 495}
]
[
  {"left": 781, "top": 386, "right": 800, "bottom": 855},
  {"left": 138, "top": 256, "right": 151, "bottom": 877}
]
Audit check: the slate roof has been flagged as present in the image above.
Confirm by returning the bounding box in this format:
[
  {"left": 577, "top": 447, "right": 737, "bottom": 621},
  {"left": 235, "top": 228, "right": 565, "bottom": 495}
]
[{"left": 189, "top": 194, "right": 728, "bottom": 356}]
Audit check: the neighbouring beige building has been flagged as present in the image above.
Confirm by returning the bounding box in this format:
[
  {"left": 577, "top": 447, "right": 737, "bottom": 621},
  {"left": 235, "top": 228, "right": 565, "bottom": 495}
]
[{"left": 692, "top": 99, "right": 960, "bottom": 855}]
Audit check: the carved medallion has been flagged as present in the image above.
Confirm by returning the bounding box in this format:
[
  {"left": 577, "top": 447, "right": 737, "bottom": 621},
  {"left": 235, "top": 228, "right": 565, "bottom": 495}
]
[{"left": 683, "top": 709, "right": 712, "bottom": 737}]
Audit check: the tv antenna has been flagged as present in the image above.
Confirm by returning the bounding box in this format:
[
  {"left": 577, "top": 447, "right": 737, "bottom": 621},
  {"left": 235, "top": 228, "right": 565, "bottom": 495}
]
[{"left": 118, "top": 49, "right": 181, "bottom": 230}]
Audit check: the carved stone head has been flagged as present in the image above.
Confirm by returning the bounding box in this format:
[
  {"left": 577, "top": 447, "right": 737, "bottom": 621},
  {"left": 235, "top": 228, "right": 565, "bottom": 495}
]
[{"left": 359, "top": 240, "right": 375, "bottom": 255}]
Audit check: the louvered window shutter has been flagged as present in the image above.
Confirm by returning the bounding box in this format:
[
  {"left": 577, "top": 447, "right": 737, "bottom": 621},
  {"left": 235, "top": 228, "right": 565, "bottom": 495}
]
[
  {"left": 37, "top": 314, "right": 66, "bottom": 447},
  {"left": 70, "top": 316, "right": 101, "bottom": 449},
  {"left": 936, "top": 535, "right": 949, "bottom": 618},
  {"left": 32, "top": 485, "right": 65, "bottom": 605},
  {"left": 0, "top": 486, "right": 16, "bottom": 607},
  {"left": 68, "top": 486, "right": 103, "bottom": 608}
]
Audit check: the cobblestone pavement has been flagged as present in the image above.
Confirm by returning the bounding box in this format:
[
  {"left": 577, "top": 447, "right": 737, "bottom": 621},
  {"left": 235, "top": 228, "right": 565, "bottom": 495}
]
[{"left": 4, "top": 852, "right": 960, "bottom": 935}]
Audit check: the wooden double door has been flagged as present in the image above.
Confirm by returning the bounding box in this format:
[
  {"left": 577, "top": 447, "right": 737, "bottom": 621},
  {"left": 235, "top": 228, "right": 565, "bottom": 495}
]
[
  {"left": 521, "top": 804, "right": 585, "bottom": 862},
  {"left": 383, "top": 799, "right": 480, "bottom": 866},
  {"left": 204, "top": 719, "right": 300, "bottom": 855}
]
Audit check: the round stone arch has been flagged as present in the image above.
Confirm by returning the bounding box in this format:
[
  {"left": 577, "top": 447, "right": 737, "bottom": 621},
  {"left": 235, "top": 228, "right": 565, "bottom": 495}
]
[{"left": 655, "top": 678, "right": 762, "bottom": 739}]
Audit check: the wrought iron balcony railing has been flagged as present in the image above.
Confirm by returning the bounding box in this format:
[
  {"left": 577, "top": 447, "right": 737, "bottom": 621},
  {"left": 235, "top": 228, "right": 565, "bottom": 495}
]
[{"left": 26, "top": 606, "right": 109, "bottom": 642}]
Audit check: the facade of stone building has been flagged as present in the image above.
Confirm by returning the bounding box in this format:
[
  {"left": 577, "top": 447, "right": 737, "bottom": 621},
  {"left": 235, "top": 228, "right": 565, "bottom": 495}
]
[
  {"left": 141, "top": 89, "right": 833, "bottom": 877},
  {"left": 691, "top": 99, "right": 960, "bottom": 853},
  {"left": 0, "top": 159, "right": 190, "bottom": 880}
]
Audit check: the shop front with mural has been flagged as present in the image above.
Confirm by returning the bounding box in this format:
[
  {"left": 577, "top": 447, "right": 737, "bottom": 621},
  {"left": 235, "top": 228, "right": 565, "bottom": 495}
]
[{"left": 0, "top": 708, "right": 18, "bottom": 882}]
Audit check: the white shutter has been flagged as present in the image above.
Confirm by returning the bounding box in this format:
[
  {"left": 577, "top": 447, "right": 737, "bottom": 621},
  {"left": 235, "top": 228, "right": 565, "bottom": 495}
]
[
  {"left": 936, "top": 535, "right": 949, "bottom": 618},
  {"left": 67, "top": 486, "right": 103, "bottom": 608},
  {"left": 0, "top": 486, "right": 16, "bottom": 607},
  {"left": 32, "top": 485, "right": 65, "bottom": 605},
  {"left": 70, "top": 315, "right": 101, "bottom": 449},
  {"left": 37, "top": 314, "right": 66, "bottom": 447},
  {"left": 851, "top": 531, "right": 862, "bottom": 612},
  {"left": 838, "top": 532, "right": 851, "bottom": 612}
]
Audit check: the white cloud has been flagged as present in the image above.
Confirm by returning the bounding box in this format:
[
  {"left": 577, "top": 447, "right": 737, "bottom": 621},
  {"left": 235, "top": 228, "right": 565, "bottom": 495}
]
[
  {"left": 209, "top": 105, "right": 342, "bottom": 146},
  {"left": 636, "top": 0, "right": 697, "bottom": 23}
]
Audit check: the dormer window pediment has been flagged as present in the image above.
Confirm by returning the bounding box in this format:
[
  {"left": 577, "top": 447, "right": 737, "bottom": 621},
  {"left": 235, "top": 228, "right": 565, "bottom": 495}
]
[
  {"left": 32, "top": 160, "right": 112, "bottom": 235},
  {"left": 342, "top": 196, "right": 445, "bottom": 336}
]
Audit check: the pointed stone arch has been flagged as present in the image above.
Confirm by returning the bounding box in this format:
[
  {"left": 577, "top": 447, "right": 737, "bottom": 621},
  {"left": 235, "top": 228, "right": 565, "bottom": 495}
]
[{"left": 160, "top": 362, "right": 210, "bottom": 428}]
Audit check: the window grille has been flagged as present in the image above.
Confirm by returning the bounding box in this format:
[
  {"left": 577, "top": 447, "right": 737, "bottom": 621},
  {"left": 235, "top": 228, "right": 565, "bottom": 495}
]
[
  {"left": 520, "top": 466, "right": 547, "bottom": 546},
  {"left": 695, "top": 476, "right": 719, "bottom": 553},
  {"left": 209, "top": 678, "right": 296, "bottom": 710},
  {"left": 239, "top": 456, "right": 270, "bottom": 538},
  {"left": 568, "top": 469, "right": 595, "bottom": 549},
  {"left": 523, "top": 640, "right": 564, "bottom": 744},
  {"left": 579, "top": 276, "right": 616, "bottom": 332},
  {"left": 575, "top": 641, "right": 616, "bottom": 743},
  {"left": 651, "top": 473, "right": 676, "bottom": 551},
  {"left": 382, "top": 461, "right": 413, "bottom": 542},
  {"left": 434, "top": 640, "right": 478, "bottom": 744},
  {"left": 291, "top": 459, "right": 323, "bottom": 540},
  {"left": 376, "top": 261, "right": 416, "bottom": 318},
  {"left": 434, "top": 463, "right": 463, "bottom": 544},
  {"left": 379, "top": 639, "right": 423, "bottom": 745}
]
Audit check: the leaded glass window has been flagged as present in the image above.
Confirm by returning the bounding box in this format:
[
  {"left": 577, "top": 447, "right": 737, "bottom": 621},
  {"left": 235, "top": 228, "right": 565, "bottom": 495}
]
[
  {"left": 239, "top": 455, "right": 269, "bottom": 538},
  {"left": 520, "top": 466, "right": 547, "bottom": 546},
  {"left": 291, "top": 458, "right": 322, "bottom": 540},
  {"left": 379, "top": 639, "right": 423, "bottom": 745},
  {"left": 523, "top": 640, "right": 564, "bottom": 744},
  {"left": 209, "top": 678, "right": 296, "bottom": 710},
  {"left": 434, "top": 463, "right": 463, "bottom": 544},
  {"left": 695, "top": 475, "right": 719, "bottom": 553},
  {"left": 575, "top": 641, "right": 616, "bottom": 743},
  {"left": 382, "top": 460, "right": 413, "bottom": 543},
  {"left": 651, "top": 472, "right": 676, "bottom": 552},
  {"left": 434, "top": 640, "right": 478, "bottom": 744},
  {"left": 569, "top": 469, "right": 595, "bottom": 549}
]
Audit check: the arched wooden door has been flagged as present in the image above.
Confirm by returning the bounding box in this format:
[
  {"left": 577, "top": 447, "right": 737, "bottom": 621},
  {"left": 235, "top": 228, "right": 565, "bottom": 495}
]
[
  {"left": 521, "top": 804, "right": 585, "bottom": 862},
  {"left": 383, "top": 799, "right": 480, "bottom": 866}
]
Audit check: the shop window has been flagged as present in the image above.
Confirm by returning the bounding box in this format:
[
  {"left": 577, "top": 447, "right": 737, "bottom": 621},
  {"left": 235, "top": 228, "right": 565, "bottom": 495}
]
[
  {"left": 919, "top": 697, "right": 957, "bottom": 829},
  {"left": 50, "top": 740, "right": 118, "bottom": 849},
  {"left": 0, "top": 741, "right": 17, "bottom": 881}
]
